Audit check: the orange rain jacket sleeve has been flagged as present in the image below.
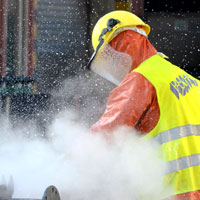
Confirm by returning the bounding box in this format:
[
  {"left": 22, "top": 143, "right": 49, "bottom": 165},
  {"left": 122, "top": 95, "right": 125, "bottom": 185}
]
[
  {"left": 91, "top": 71, "right": 160, "bottom": 134},
  {"left": 91, "top": 30, "right": 160, "bottom": 134}
]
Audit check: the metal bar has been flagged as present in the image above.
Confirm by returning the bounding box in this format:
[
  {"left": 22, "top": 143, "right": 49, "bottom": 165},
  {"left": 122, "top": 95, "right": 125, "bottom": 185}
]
[
  {"left": 23, "top": 0, "right": 29, "bottom": 77},
  {"left": 115, "top": 0, "right": 131, "bottom": 11},
  {"left": 130, "top": 0, "right": 144, "bottom": 17},
  {"left": 27, "top": 0, "right": 34, "bottom": 77},
  {"left": 17, "top": 0, "right": 23, "bottom": 76},
  {"left": 0, "top": 0, "right": 7, "bottom": 77}
]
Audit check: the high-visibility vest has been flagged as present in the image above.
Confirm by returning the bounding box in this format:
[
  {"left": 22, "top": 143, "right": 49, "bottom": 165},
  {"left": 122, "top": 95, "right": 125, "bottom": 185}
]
[{"left": 133, "top": 54, "right": 200, "bottom": 195}]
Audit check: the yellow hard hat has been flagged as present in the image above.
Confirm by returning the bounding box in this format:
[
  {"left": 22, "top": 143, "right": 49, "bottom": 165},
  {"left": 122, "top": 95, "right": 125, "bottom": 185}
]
[
  {"left": 87, "top": 10, "right": 150, "bottom": 69},
  {"left": 92, "top": 10, "right": 150, "bottom": 51}
]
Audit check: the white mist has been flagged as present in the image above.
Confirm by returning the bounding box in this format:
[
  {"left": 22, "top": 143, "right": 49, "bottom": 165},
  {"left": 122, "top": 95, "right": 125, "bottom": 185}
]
[{"left": 0, "top": 110, "right": 172, "bottom": 200}]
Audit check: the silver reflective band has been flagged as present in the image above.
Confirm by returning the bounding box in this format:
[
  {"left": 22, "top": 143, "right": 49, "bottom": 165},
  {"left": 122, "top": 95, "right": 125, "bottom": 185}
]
[
  {"left": 167, "top": 154, "right": 200, "bottom": 174},
  {"left": 154, "top": 124, "right": 200, "bottom": 145},
  {"left": 110, "top": 26, "right": 148, "bottom": 40},
  {"left": 153, "top": 124, "right": 200, "bottom": 174},
  {"left": 111, "top": 26, "right": 147, "bottom": 39}
]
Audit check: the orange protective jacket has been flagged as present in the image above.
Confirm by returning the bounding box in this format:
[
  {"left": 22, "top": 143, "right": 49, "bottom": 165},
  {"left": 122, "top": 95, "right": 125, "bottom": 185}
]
[{"left": 91, "top": 30, "right": 200, "bottom": 200}]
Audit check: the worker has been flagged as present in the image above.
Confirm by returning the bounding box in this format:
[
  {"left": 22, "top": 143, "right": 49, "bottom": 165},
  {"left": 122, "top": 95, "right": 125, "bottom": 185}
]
[{"left": 87, "top": 10, "right": 200, "bottom": 200}]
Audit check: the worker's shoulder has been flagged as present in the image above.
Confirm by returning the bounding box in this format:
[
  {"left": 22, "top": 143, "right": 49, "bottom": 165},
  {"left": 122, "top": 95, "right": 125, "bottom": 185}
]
[
  {"left": 124, "top": 71, "right": 151, "bottom": 84},
  {"left": 118, "top": 71, "right": 154, "bottom": 92}
]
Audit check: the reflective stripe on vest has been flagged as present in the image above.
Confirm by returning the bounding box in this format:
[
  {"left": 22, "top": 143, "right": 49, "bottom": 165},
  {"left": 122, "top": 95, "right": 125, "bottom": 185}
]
[
  {"left": 167, "top": 153, "right": 200, "bottom": 174},
  {"left": 153, "top": 124, "right": 200, "bottom": 174},
  {"left": 154, "top": 124, "right": 200, "bottom": 145}
]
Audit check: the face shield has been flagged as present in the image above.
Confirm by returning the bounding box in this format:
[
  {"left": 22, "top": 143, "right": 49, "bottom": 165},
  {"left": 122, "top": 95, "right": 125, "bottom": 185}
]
[
  {"left": 90, "top": 43, "right": 132, "bottom": 85},
  {"left": 87, "top": 18, "right": 145, "bottom": 86}
]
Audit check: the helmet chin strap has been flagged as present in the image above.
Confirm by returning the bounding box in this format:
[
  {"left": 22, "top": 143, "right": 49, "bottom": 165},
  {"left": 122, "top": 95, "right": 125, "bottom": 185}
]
[{"left": 87, "top": 18, "right": 120, "bottom": 70}]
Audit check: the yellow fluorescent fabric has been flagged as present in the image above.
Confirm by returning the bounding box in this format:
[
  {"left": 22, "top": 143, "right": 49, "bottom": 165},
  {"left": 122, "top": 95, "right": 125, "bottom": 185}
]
[
  {"left": 162, "top": 135, "right": 200, "bottom": 161},
  {"left": 165, "top": 166, "right": 200, "bottom": 194},
  {"left": 133, "top": 54, "right": 200, "bottom": 195},
  {"left": 134, "top": 54, "right": 200, "bottom": 138}
]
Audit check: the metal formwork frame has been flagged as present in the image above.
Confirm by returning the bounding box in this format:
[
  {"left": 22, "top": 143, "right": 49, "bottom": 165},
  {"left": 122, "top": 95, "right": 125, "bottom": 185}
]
[
  {"left": 0, "top": 0, "right": 7, "bottom": 77},
  {"left": 27, "top": 0, "right": 35, "bottom": 77},
  {"left": 114, "top": 0, "right": 144, "bottom": 16},
  {"left": 131, "top": 0, "right": 144, "bottom": 17}
]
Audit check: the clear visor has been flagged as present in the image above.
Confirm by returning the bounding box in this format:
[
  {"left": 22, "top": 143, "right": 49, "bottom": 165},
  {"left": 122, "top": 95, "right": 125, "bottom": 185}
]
[{"left": 90, "top": 43, "right": 132, "bottom": 85}]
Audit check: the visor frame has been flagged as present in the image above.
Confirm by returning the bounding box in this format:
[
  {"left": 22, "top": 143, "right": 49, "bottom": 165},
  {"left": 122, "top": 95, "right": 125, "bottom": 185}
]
[{"left": 87, "top": 18, "right": 121, "bottom": 70}]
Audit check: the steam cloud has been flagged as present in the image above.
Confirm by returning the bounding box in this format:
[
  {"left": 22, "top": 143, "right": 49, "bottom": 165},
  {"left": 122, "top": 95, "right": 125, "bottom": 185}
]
[
  {"left": 0, "top": 74, "right": 172, "bottom": 200},
  {"left": 0, "top": 111, "right": 172, "bottom": 200}
]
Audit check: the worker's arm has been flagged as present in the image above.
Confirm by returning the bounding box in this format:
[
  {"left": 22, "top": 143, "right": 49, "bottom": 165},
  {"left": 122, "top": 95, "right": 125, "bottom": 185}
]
[{"left": 91, "top": 71, "right": 160, "bottom": 134}]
